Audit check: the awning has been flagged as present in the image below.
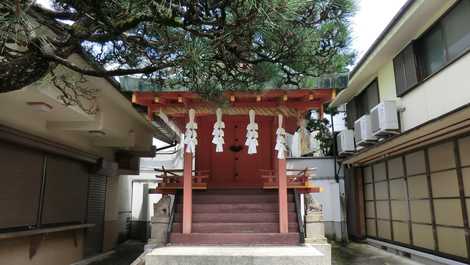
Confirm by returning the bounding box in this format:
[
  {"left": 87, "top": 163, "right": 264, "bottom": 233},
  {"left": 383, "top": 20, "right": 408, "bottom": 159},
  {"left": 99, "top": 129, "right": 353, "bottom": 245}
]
[{"left": 343, "top": 103, "right": 470, "bottom": 166}]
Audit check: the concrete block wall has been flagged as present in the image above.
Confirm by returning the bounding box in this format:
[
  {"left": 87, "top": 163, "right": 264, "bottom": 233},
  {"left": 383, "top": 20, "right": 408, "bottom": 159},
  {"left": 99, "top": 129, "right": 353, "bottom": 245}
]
[{"left": 287, "top": 157, "right": 346, "bottom": 241}]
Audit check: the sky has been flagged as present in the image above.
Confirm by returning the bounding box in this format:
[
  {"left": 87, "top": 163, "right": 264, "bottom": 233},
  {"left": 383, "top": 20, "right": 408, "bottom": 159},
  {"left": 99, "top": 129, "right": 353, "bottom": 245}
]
[{"left": 350, "top": 0, "right": 408, "bottom": 66}]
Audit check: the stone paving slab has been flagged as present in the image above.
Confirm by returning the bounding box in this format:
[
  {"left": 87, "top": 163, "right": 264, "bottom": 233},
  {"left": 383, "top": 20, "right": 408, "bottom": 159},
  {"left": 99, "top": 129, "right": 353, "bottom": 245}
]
[
  {"left": 332, "top": 242, "right": 424, "bottom": 265},
  {"left": 87, "top": 241, "right": 144, "bottom": 265},
  {"left": 146, "top": 246, "right": 327, "bottom": 265}
]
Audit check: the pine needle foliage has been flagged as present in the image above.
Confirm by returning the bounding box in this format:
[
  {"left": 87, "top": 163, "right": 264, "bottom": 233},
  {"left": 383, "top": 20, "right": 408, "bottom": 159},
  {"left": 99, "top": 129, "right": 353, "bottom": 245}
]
[{"left": 1, "top": 0, "right": 356, "bottom": 103}]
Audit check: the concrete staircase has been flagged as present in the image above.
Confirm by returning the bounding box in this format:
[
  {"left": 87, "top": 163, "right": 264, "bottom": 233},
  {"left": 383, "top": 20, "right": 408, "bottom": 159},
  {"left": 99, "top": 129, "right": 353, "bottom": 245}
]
[{"left": 169, "top": 189, "right": 300, "bottom": 245}]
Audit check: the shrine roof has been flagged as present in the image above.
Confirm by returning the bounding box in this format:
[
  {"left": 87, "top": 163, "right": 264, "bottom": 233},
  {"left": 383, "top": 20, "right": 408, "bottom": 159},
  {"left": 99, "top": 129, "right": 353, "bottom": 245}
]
[
  {"left": 118, "top": 75, "right": 348, "bottom": 93},
  {"left": 132, "top": 88, "right": 336, "bottom": 120},
  {"left": 125, "top": 74, "right": 346, "bottom": 121}
]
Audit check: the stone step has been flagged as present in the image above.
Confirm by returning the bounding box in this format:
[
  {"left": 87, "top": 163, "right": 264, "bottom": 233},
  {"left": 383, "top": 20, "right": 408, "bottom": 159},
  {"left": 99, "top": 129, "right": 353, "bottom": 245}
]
[
  {"left": 172, "top": 222, "right": 299, "bottom": 233},
  {"left": 175, "top": 203, "right": 296, "bottom": 213},
  {"left": 168, "top": 233, "right": 300, "bottom": 245},
  {"left": 173, "top": 212, "right": 298, "bottom": 223},
  {"left": 191, "top": 194, "right": 294, "bottom": 204},
  {"left": 146, "top": 246, "right": 326, "bottom": 265}
]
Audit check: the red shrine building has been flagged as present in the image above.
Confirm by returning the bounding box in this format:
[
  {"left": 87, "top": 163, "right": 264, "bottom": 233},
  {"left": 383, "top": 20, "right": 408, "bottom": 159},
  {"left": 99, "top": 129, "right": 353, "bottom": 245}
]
[{"left": 131, "top": 88, "right": 336, "bottom": 244}]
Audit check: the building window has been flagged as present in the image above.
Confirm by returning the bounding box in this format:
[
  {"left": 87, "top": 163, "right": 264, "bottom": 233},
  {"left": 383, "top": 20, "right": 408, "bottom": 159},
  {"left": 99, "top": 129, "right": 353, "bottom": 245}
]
[
  {"left": 417, "top": 26, "right": 446, "bottom": 78},
  {"left": 442, "top": 0, "right": 470, "bottom": 61},
  {"left": 394, "top": 0, "right": 470, "bottom": 96},
  {"left": 345, "top": 79, "right": 379, "bottom": 129},
  {"left": 393, "top": 43, "right": 419, "bottom": 96}
]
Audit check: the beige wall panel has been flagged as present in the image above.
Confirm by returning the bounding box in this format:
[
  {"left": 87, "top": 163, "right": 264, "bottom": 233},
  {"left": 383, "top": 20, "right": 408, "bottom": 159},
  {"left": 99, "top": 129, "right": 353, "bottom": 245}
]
[
  {"left": 0, "top": 231, "right": 83, "bottom": 265},
  {"left": 105, "top": 176, "right": 119, "bottom": 221},
  {"left": 459, "top": 136, "right": 470, "bottom": 167},
  {"left": 391, "top": 201, "right": 409, "bottom": 221},
  {"left": 366, "top": 201, "right": 376, "bottom": 218},
  {"left": 388, "top": 157, "right": 404, "bottom": 179},
  {"left": 462, "top": 167, "right": 470, "bottom": 196},
  {"left": 390, "top": 179, "right": 407, "bottom": 200},
  {"left": 365, "top": 184, "right": 374, "bottom": 201},
  {"left": 364, "top": 166, "right": 373, "bottom": 183},
  {"left": 376, "top": 201, "right": 390, "bottom": 220},
  {"left": 367, "top": 219, "right": 377, "bottom": 237},
  {"left": 467, "top": 199, "right": 470, "bottom": 223},
  {"left": 412, "top": 224, "right": 435, "bottom": 250},
  {"left": 408, "top": 175, "right": 429, "bottom": 199},
  {"left": 433, "top": 199, "right": 463, "bottom": 227},
  {"left": 431, "top": 170, "right": 460, "bottom": 198},
  {"left": 428, "top": 142, "right": 455, "bottom": 172},
  {"left": 410, "top": 200, "right": 432, "bottom": 223},
  {"left": 405, "top": 151, "right": 426, "bottom": 176},
  {"left": 375, "top": 182, "right": 389, "bottom": 200},
  {"left": 377, "top": 61, "right": 398, "bottom": 101},
  {"left": 377, "top": 220, "right": 392, "bottom": 240},
  {"left": 437, "top": 226, "right": 468, "bottom": 258},
  {"left": 393, "top": 221, "right": 410, "bottom": 244},
  {"left": 373, "top": 162, "right": 387, "bottom": 181}
]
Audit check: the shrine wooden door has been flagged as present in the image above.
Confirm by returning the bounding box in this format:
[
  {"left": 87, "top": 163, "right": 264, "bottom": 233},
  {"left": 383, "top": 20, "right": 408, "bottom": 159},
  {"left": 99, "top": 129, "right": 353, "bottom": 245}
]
[{"left": 196, "top": 115, "right": 274, "bottom": 187}]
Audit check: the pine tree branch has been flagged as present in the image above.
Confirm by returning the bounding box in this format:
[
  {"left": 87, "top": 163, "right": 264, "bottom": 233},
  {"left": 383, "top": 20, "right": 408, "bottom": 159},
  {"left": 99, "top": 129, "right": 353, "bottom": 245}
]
[{"left": 44, "top": 53, "right": 180, "bottom": 77}]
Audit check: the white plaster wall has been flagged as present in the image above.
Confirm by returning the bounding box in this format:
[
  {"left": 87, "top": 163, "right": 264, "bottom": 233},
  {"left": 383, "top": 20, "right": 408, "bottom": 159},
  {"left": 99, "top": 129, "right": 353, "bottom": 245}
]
[
  {"left": 131, "top": 179, "right": 160, "bottom": 221},
  {"left": 312, "top": 179, "right": 342, "bottom": 223},
  {"left": 366, "top": 1, "right": 464, "bottom": 132},
  {"left": 400, "top": 52, "right": 470, "bottom": 131},
  {"left": 117, "top": 173, "right": 159, "bottom": 222},
  {"left": 377, "top": 61, "right": 398, "bottom": 101},
  {"left": 0, "top": 55, "right": 154, "bottom": 159},
  {"left": 286, "top": 158, "right": 344, "bottom": 224}
]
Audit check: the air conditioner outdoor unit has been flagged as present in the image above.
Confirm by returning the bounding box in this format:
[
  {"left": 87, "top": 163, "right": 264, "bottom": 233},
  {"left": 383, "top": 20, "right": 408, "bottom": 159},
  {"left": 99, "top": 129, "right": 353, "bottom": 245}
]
[
  {"left": 370, "top": 100, "right": 400, "bottom": 137},
  {"left": 337, "top": 129, "right": 355, "bottom": 155},
  {"left": 354, "top": 114, "right": 377, "bottom": 146}
]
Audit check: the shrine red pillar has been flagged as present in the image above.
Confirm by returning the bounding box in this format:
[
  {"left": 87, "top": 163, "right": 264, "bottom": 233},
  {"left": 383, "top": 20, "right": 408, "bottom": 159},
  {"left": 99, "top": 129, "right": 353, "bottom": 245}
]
[
  {"left": 277, "top": 158, "right": 289, "bottom": 233},
  {"left": 182, "top": 151, "right": 192, "bottom": 234}
]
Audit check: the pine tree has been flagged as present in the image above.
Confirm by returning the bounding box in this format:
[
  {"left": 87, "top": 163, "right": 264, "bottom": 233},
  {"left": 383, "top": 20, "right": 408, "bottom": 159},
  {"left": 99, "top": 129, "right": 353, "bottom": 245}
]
[{"left": 0, "top": 0, "right": 355, "bottom": 110}]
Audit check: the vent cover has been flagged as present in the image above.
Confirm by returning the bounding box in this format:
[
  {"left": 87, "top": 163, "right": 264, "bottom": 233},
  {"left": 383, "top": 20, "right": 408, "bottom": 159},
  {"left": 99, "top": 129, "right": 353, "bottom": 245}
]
[
  {"left": 370, "top": 107, "right": 380, "bottom": 134},
  {"left": 337, "top": 129, "right": 355, "bottom": 155},
  {"left": 354, "top": 115, "right": 377, "bottom": 146},
  {"left": 354, "top": 119, "right": 363, "bottom": 145},
  {"left": 370, "top": 101, "right": 399, "bottom": 137}
]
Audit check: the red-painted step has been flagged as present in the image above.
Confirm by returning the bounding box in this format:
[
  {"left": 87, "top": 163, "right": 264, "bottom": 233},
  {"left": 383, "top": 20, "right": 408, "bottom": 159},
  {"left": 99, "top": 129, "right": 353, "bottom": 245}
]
[
  {"left": 191, "top": 194, "right": 294, "bottom": 204},
  {"left": 170, "top": 189, "right": 300, "bottom": 245},
  {"left": 176, "top": 203, "right": 296, "bottom": 213},
  {"left": 174, "top": 212, "right": 298, "bottom": 223},
  {"left": 172, "top": 222, "right": 299, "bottom": 233},
  {"left": 169, "top": 233, "right": 300, "bottom": 245},
  {"left": 198, "top": 189, "right": 273, "bottom": 195}
]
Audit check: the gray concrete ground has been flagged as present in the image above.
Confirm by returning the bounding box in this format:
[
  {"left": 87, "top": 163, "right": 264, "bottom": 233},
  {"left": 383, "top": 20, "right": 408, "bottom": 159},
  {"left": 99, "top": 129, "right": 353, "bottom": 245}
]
[
  {"left": 88, "top": 241, "right": 144, "bottom": 265},
  {"left": 332, "top": 242, "right": 423, "bottom": 265},
  {"left": 89, "top": 241, "right": 423, "bottom": 265}
]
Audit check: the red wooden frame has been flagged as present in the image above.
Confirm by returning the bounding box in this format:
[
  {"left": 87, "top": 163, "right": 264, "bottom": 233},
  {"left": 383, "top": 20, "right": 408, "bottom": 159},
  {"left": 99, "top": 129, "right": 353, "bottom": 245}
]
[
  {"left": 132, "top": 89, "right": 335, "bottom": 119},
  {"left": 151, "top": 167, "right": 210, "bottom": 193},
  {"left": 260, "top": 167, "right": 323, "bottom": 193},
  {"left": 136, "top": 89, "right": 334, "bottom": 235}
]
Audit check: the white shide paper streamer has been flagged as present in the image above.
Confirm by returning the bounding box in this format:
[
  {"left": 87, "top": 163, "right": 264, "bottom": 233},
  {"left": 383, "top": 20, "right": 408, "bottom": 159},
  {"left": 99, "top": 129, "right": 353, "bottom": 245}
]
[
  {"left": 245, "top": 109, "right": 259, "bottom": 155},
  {"left": 183, "top": 109, "right": 198, "bottom": 154},
  {"left": 275, "top": 114, "right": 287, "bottom": 159},
  {"left": 211, "top": 108, "right": 225, "bottom": 152}
]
